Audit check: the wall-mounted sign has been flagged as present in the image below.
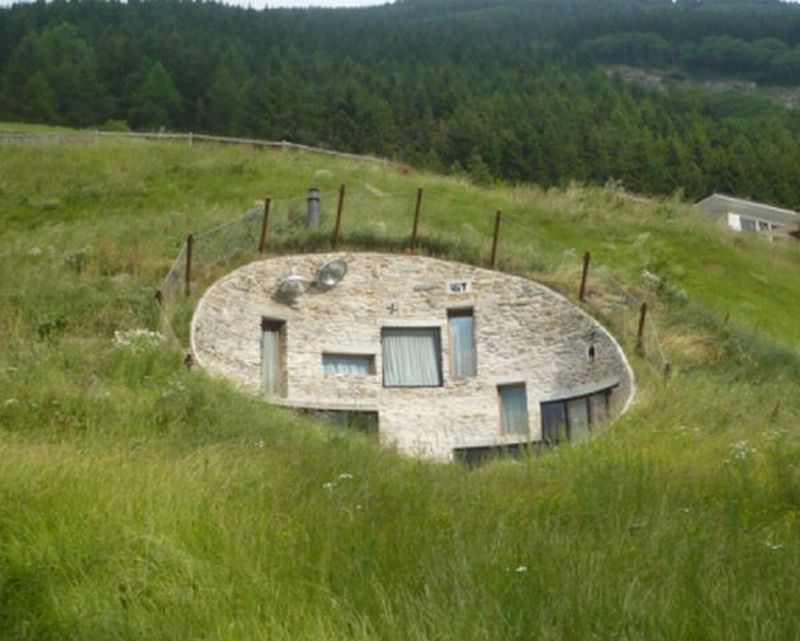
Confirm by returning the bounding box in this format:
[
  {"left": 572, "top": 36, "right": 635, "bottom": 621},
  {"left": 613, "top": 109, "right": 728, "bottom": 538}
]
[{"left": 447, "top": 280, "right": 472, "bottom": 294}]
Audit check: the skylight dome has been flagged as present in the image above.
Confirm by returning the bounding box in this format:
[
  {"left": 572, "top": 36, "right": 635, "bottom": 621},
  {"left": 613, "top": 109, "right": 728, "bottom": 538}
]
[{"left": 316, "top": 258, "right": 348, "bottom": 288}]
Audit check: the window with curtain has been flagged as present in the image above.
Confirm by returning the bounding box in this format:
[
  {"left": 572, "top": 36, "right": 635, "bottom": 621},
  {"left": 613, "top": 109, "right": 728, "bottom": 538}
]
[
  {"left": 381, "top": 327, "right": 442, "bottom": 387},
  {"left": 448, "top": 308, "right": 476, "bottom": 378},
  {"left": 498, "top": 384, "right": 529, "bottom": 435},
  {"left": 261, "top": 318, "right": 285, "bottom": 396},
  {"left": 322, "top": 353, "right": 374, "bottom": 375}
]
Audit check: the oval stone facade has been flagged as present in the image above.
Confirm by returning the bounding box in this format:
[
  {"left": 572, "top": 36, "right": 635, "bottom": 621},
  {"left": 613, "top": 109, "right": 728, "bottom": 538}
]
[{"left": 191, "top": 252, "right": 634, "bottom": 461}]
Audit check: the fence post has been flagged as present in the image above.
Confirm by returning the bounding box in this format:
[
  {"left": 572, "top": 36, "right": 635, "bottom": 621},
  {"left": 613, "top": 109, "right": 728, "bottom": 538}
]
[
  {"left": 184, "top": 233, "right": 194, "bottom": 297},
  {"left": 154, "top": 289, "right": 163, "bottom": 306},
  {"left": 332, "top": 184, "right": 345, "bottom": 248},
  {"left": 188, "top": 132, "right": 193, "bottom": 148},
  {"left": 579, "top": 251, "right": 591, "bottom": 301},
  {"left": 636, "top": 302, "right": 647, "bottom": 352},
  {"left": 410, "top": 188, "right": 423, "bottom": 252},
  {"left": 490, "top": 210, "right": 502, "bottom": 268},
  {"left": 259, "top": 198, "right": 271, "bottom": 253}
]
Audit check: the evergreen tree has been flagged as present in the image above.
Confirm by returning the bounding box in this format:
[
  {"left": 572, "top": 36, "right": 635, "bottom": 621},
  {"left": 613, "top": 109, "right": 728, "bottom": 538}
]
[{"left": 128, "top": 62, "right": 183, "bottom": 130}]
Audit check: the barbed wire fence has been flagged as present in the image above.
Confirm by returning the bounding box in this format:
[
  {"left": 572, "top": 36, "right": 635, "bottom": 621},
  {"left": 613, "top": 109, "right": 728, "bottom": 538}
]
[{"left": 155, "top": 183, "right": 673, "bottom": 377}]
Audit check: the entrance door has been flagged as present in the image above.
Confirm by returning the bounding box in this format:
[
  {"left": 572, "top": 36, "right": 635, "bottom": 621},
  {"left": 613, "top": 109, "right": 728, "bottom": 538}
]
[{"left": 261, "top": 318, "right": 285, "bottom": 396}]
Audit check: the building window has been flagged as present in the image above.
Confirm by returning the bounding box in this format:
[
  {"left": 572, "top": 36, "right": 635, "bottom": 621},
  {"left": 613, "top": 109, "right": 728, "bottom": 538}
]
[
  {"left": 300, "top": 409, "right": 379, "bottom": 436},
  {"left": 540, "top": 400, "right": 567, "bottom": 444},
  {"left": 261, "top": 318, "right": 286, "bottom": 396},
  {"left": 498, "top": 383, "right": 529, "bottom": 435},
  {"left": 381, "top": 327, "right": 442, "bottom": 387},
  {"left": 541, "top": 388, "right": 612, "bottom": 444},
  {"left": 448, "top": 308, "right": 476, "bottom": 378},
  {"left": 740, "top": 217, "right": 757, "bottom": 232},
  {"left": 454, "top": 442, "right": 535, "bottom": 467},
  {"left": 322, "top": 353, "right": 375, "bottom": 375}
]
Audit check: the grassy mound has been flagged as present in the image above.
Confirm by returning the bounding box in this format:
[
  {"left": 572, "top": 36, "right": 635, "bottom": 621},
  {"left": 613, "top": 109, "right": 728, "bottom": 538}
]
[{"left": 1, "top": 131, "right": 799, "bottom": 640}]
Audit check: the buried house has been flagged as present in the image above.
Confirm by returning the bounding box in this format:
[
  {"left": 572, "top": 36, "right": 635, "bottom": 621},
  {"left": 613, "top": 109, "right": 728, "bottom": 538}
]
[{"left": 191, "top": 252, "right": 635, "bottom": 462}]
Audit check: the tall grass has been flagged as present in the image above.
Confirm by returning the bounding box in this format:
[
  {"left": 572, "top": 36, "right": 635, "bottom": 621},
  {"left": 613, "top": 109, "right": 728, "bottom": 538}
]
[{"left": 1, "top": 133, "right": 799, "bottom": 640}]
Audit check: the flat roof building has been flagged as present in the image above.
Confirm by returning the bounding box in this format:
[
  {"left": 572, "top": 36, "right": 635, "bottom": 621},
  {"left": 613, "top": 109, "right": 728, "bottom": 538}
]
[{"left": 695, "top": 193, "right": 800, "bottom": 240}]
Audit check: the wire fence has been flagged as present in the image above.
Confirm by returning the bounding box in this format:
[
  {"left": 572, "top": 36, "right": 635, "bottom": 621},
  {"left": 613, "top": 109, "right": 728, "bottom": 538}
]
[
  {"left": 0, "top": 129, "right": 672, "bottom": 372},
  {"left": 0, "top": 129, "right": 394, "bottom": 165},
  {"left": 155, "top": 183, "right": 672, "bottom": 376}
]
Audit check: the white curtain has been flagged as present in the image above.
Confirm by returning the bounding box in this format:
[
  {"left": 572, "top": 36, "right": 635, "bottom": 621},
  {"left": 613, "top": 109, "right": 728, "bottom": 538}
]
[
  {"left": 261, "top": 329, "right": 280, "bottom": 394},
  {"left": 449, "top": 314, "right": 476, "bottom": 378},
  {"left": 323, "top": 354, "right": 372, "bottom": 375},
  {"left": 499, "top": 385, "right": 529, "bottom": 435},
  {"left": 382, "top": 328, "right": 441, "bottom": 387}
]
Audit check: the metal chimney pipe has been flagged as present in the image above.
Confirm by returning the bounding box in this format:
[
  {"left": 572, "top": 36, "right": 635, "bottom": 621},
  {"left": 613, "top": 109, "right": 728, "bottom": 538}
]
[{"left": 306, "top": 187, "right": 321, "bottom": 229}]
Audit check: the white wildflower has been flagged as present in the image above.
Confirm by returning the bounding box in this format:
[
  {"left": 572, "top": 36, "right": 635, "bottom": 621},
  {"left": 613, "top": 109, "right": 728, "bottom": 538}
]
[
  {"left": 765, "top": 540, "right": 783, "bottom": 551},
  {"left": 323, "top": 482, "right": 334, "bottom": 491},
  {"left": 729, "top": 440, "right": 755, "bottom": 461},
  {"left": 113, "top": 328, "right": 164, "bottom": 351},
  {"left": 338, "top": 473, "right": 353, "bottom": 481},
  {"left": 255, "top": 440, "right": 265, "bottom": 449},
  {"left": 515, "top": 566, "right": 528, "bottom": 573},
  {"left": 4, "top": 398, "right": 18, "bottom": 406}
]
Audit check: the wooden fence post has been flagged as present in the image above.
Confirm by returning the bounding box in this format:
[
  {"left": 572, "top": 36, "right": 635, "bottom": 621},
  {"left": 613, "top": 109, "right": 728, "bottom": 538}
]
[
  {"left": 184, "top": 233, "right": 194, "bottom": 297},
  {"left": 490, "top": 210, "right": 502, "bottom": 268},
  {"left": 259, "top": 198, "right": 271, "bottom": 253},
  {"left": 332, "top": 184, "right": 345, "bottom": 248},
  {"left": 410, "top": 187, "right": 423, "bottom": 252},
  {"left": 579, "top": 251, "right": 591, "bottom": 301},
  {"left": 636, "top": 302, "right": 648, "bottom": 352},
  {"left": 154, "top": 289, "right": 163, "bottom": 306}
]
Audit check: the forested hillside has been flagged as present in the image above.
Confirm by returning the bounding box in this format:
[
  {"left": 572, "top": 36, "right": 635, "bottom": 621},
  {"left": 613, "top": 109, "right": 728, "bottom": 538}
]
[{"left": 3, "top": 0, "right": 800, "bottom": 206}]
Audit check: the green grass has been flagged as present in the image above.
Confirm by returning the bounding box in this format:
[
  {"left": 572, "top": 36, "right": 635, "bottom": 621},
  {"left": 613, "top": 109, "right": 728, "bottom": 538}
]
[{"left": 1, "top": 129, "right": 799, "bottom": 640}]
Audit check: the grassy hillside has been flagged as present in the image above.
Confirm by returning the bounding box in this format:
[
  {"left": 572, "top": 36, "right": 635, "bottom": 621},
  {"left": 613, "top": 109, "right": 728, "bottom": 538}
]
[{"left": 1, "top": 132, "right": 799, "bottom": 640}]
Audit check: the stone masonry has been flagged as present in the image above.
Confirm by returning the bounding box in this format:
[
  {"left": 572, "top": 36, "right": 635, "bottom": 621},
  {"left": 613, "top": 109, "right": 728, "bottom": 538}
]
[{"left": 191, "top": 252, "right": 635, "bottom": 461}]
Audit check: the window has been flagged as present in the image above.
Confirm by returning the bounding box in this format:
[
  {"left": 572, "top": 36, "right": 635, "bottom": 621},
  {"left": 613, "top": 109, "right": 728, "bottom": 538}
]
[
  {"left": 541, "top": 388, "right": 612, "bottom": 444},
  {"left": 454, "top": 442, "right": 536, "bottom": 467},
  {"left": 261, "top": 318, "right": 286, "bottom": 396},
  {"left": 448, "top": 308, "right": 476, "bottom": 378},
  {"left": 322, "top": 353, "right": 375, "bottom": 375},
  {"left": 300, "top": 409, "right": 379, "bottom": 436},
  {"left": 541, "top": 400, "right": 567, "bottom": 444},
  {"left": 381, "top": 327, "right": 442, "bottom": 387},
  {"left": 498, "top": 384, "right": 529, "bottom": 435},
  {"left": 740, "top": 217, "right": 757, "bottom": 232}
]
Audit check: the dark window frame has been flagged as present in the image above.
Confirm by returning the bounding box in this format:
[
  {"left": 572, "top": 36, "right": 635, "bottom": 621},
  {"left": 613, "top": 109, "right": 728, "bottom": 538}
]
[
  {"left": 540, "top": 387, "right": 614, "bottom": 445},
  {"left": 497, "top": 382, "right": 530, "bottom": 436},
  {"left": 321, "top": 352, "right": 376, "bottom": 376},
  {"left": 381, "top": 326, "right": 444, "bottom": 388},
  {"left": 261, "top": 317, "right": 287, "bottom": 397},
  {"left": 447, "top": 307, "right": 477, "bottom": 379}
]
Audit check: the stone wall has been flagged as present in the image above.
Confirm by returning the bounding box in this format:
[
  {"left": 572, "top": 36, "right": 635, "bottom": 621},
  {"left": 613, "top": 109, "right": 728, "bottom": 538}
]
[{"left": 191, "top": 252, "right": 635, "bottom": 460}]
